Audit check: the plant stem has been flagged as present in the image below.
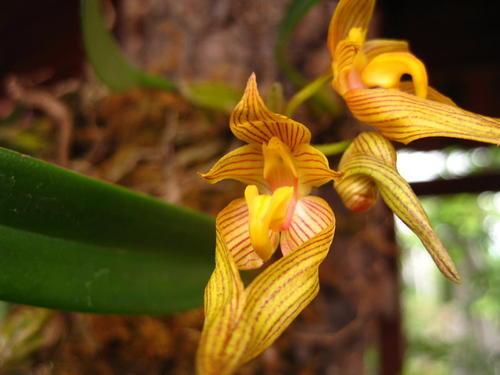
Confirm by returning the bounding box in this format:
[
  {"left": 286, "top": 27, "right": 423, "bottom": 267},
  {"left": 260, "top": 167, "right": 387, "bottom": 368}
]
[
  {"left": 314, "top": 140, "right": 351, "bottom": 156},
  {"left": 285, "top": 72, "right": 334, "bottom": 117}
]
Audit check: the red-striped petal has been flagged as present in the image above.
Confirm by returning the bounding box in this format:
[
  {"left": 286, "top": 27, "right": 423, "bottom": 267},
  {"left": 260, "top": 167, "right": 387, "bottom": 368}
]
[
  {"left": 327, "top": 0, "right": 375, "bottom": 54},
  {"left": 399, "top": 81, "right": 457, "bottom": 106},
  {"left": 293, "top": 144, "right": 342, "bottom": 195},
  {"left": 196, "top": 230, "right": 246, "bottom": 375},
  {"left": 237, "top": 205, "right": 335, "bottom": 363},
  {"left": 200, "top": 144, "right": 268, "bottom": 189},
  {"left": 216, "top": 198, "right": 279, "bottom": 270},
  {"left": 345, "top": 87, "right": 500, "bottom": 145},
  {"left": 230, "top": 74, "right": 311, "bottom": 150},
  {"left": 280, "top": 196, "right": 334, "bottom": 256},
  {"left": 340, "top": 154, "right": 460, "bottom": 283},
  {"left": 197, "top": 200, "right": 335, "bottom": 375}
]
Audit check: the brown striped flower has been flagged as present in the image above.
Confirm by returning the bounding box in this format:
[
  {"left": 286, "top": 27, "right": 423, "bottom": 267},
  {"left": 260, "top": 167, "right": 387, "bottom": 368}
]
[
  {"left": 197, "top": 74, "right": 340, "bottom": 374},
  {"left": 335, "top": 132, "right": 460, "bottom": 283},
  {"left": 328, "top": 0, "right": 500, "bottom": 145}
]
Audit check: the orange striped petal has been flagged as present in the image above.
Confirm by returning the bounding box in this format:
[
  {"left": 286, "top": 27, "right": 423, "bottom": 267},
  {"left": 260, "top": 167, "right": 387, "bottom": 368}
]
[
  {"left": 332, "top": 39, "right": 364, "bottom": 94},
  {"left": 340, "top": 154, "right": 460, "bottom": 283},
  {"left": 363, "top": 39, "right": 409, "bottom": 62},
  {"left": 197, "top": 203, "right": 335, "bottom": 374},
  {"left": 199, "top": 144, "right": 267, "bottom": 188},
  {"left": 293, "top": 143, "right": 342, "bottom": 195},
  {"left": 230, "top": 74, "right": 311, "bottom": 150},
  {"left": 196, "top": 230, "right": 247, "bottom": 375},
  {"left": 339, "top": 131, "right": 396, "bottom": 168},
  {"left": 327, "top": 0, "right": 375, "bottom": 54},
  {"left": 345, "top": 88, "right": 500, "bottom": 145},
  {"left": 399, "top": 81, "right": 457, "bottom": 106},
  {"left": 280, "top": 196, "right": 335, "bottom": 256},
  {"left": 217, "top": 198, "right": 274, "bottom": 270},
  {"left": 236, "top": 205, "right": 335, "bottom": 364}
]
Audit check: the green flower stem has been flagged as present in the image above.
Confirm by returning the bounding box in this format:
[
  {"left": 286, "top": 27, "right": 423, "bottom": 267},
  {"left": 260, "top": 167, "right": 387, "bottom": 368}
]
[
  {"left": 285, "top": 73, "right": 333, "bottom": 117},
  {"left": 314, "top": 140, "right": 351, "bottom": 156}
]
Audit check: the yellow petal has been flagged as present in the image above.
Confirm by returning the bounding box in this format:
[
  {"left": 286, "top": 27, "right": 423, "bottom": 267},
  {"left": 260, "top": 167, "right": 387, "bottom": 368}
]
[
  {"left": 197, "top": 201, "right": 335, "bottom": 374},
  {"left": 345, "top": 88, "right": 500, "bottom": 145},
  {"left": 199, "top": 144, "right": 267, "bottom": 188},
  {"left": 363, "top": 39, "right": 409, "bottom": 62},
  {"left": 196, "top": 230, "right": 247, "bottom": 375},
  {"left": 327, "top": 0, "right": 375, "bottom": 54},
  {"left": 340, "top": 154, "right": 460, "bottom": 283},
  {"left": 280, "top": 196, "right": 335, "bottom": 255},
  {"left": 293, "top": 143, "right": 342, "bottom": 196},
  {"left": 230, "top": 74, "right": 311, "bottom": 149},
  {"left": 236, "top": 202, "right": 335, "bottom": 364},
  {"left": 216, "top": 198, "right": 271, "bottom": 270}
]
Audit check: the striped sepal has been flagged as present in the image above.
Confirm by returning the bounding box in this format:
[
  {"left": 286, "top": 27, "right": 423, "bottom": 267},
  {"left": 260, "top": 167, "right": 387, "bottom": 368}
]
[
  {"left": 238, "top": 204, "right": 334, "bottom": 363},
  {"left": 345, "top": 88, "right": 500, "bottom": 145},
  {"left": 293, "top": 144, "right": 342, "bottom": 195},
  {"left": 327, "top": 0, "right": 375, "bottom": 54},
  {"left": 200, "top": 144, "right": 267, "bottom": 189},
  {"left": 334, "top": 174, "right": 378, "bottom": 212},
  {"left": 335, "top": 132, "right": 394, "bottom": 212},
  {"left": 341, "top": 154, "right": 460, "bottom": 283},
  {"left": 339, "top": 131, "right": 396, "bottom": 168},
  {"left": 280, "top": 196, "right": 335, "bottom": 255},
  {"left": 230, "top": 74, "right": 311, "bottom": 150},
  {"left": 196, "top": 230, "right": 247, "bottom": 375},
  {"left": 399, "top": 81, "right": 456, "bottom": 106},
  {"left": 216, "top": 198, "right": 274, "bottom": 270},
  {"left": 363, "top": 39, "right": 409, "bottom": 62},
  {"left": 197, "top": 201, "right": 335, "bottom": 375},
  {"left": 332, "top": 40, "right": 362, "bottom": 95}
]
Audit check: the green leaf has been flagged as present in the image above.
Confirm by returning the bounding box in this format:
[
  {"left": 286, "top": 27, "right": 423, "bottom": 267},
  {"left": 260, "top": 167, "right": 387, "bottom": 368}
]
[
  {"left": 181, "top": 82, "right": 240, "bottom": 113},
  {"left": 275, "top": 0, "right": 322, "bottom": 86},
  {"left": 81, "top": 0, "right": 177, "bottom": 92},
  {"left": 0, "top": 147, "right": 215, "bottom": 314}
]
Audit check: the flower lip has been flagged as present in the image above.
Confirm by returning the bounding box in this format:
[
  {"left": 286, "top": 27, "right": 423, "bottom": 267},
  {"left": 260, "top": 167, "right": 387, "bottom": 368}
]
[
  {"left": 361, "top": 51, "right": 428, "bottom": 98},
  {"left": 244, "top": 185, "right": 294, "bottom": 261}
]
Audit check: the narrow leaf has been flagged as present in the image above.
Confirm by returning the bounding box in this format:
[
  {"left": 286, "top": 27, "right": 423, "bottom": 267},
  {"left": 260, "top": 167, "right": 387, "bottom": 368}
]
[
  {"left": 0, "top": 147, "right": 215, "bottom": 313},
  {"left": 81, "top": 0, "right": 177, "bottom": 92}
]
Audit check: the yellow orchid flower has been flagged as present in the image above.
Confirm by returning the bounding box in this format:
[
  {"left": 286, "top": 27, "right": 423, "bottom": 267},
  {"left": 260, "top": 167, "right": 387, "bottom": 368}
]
[
  {"left": 334, "top": 131, "right": 460, "bottom": 283},
  {"left": 328, "top": 0, "right": 500, "bottom": 145},
  {"left": 197, "top": 74, "right": 341, "bottom": 374}
]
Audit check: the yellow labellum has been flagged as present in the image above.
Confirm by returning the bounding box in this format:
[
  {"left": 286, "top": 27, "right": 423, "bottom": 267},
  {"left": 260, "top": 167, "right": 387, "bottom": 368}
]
[
  {"left": 245, "top": 185, "right": 293, "bottom": 261},
  {"left": 361, "top": 52, "right": 428, "bottom": 98}
]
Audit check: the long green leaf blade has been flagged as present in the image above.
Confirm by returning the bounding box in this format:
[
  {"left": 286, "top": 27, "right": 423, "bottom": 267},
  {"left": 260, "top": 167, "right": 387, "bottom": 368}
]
[
  {"left": 0, "top": 147, "right": 215, "bottom": 313},
  {"left": 81, "top": 0, "right": 177, "bottom": 92},
  {"left": 0, "top": 225, "right": 209, "bottom": 314},
  {"left": 0, "top": 147, "right": 214, "bottom": 255}
]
